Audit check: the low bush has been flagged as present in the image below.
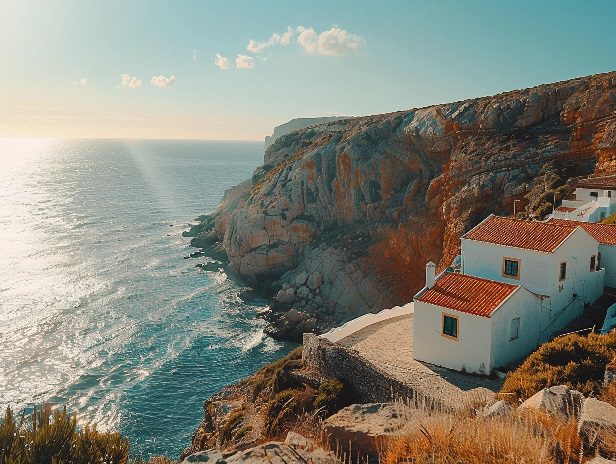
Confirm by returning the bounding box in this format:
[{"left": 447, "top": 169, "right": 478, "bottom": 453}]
[
  {"left": 501, "top": 332, "right": 616, "bottom": 402},
  {"left": 313, "top": 379, "right": 345, "bottom": 416},
  {"left": 0, "top": 405, "right": 130, "bottom": 464}
]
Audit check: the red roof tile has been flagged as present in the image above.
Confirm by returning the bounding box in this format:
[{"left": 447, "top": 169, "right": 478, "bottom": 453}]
[
  {"left": 576, "top": 175, "right": 616, "bottom": 190},
  {"left": 463, "top": 215, "right": 578, "bottom": 253},
  {"left": 416, "top": 273, "right": 519, "bottom": 317},
  {"left": 548, "top": 219, "right": 616, "bottom": 246}
]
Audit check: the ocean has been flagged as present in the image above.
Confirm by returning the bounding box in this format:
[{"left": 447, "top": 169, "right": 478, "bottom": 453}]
[{"left": 0, "top": 138, "right": 294, "bottom": 459}]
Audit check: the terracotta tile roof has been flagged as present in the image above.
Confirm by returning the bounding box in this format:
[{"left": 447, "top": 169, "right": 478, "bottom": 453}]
[
  {"left": 463, "top": 215, "right": 578, "bottom": 253},
  {"left": 577, "top": 175, "right": 616, "bottom": 190},
  {"left": 416, "top": 272, "right": 519, "bottom": 318},
  {"left": 548, "top": 219, "right": 616, "bottom": 246},
  {"left": 555, "top": 206, "right": 576, "bottom": 213}
]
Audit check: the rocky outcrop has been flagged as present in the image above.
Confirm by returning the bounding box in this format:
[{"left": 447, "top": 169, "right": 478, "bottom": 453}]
[
  {"left": 579, "top": 397, "right": 616, "bottom": 458},
  {"left": 519, "top": 385, "right": 584, "bottom": 419},
  {"left": 322, "top": 403, "right": 414, "bottom": 463},
  {"left": 180, "top": 434, "right": 338, "bottom": 463},
  {"left": 190, "top": 71, "right": 616, "bottom": 338}
]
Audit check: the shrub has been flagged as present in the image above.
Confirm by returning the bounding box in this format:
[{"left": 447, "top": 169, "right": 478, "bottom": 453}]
[
  {"left": 263, "top": 388, "right": 316, "bottom": 438},
  {"left": 602, "top": 213, "right": 616, "bottom": 224},
  {"left": 0, "top": 405, "right": 130, "bottom": 464},
  {"left": 501, "top": 332, "right": 616, "bottom": 402},
  {"left": 249, "top": 347, "right": 302, "bottom": 399},
  {"left": 218, "top": 409, "right": 246, "bottom": 446},
  {"left": 313, "top": 379, "right": 345, "bottom": 416}
]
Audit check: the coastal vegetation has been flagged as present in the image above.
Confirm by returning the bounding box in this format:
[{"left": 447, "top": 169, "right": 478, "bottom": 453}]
[{"left": 501, "top": 332, "right": 616, "bottom": 401}]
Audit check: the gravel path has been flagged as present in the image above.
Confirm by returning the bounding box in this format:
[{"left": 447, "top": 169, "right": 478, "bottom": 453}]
[{"left": 337, "top": 314, "right": 504, "bottom": 405}]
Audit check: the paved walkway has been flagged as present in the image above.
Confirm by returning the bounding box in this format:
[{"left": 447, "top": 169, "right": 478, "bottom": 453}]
[{"left": 337, "top": 314, "right": 504, "bottom": 405}]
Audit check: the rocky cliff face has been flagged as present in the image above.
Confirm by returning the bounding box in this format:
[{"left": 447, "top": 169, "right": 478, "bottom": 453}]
[
  {"left": 264, "top": 116, "right": 349, "bottom": 150},
  {"left": 188, "top": 71, "right": 616, "bottom": 339}
]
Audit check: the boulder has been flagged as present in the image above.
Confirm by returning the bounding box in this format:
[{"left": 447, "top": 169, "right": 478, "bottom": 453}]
[
  {"left": 578, "top": 398, "right": 616, "bottom": 458},
  {"left": 518, "top": 385, "right": 584, "bottom": 419},
  {"left": 294, "top": 271, "right": 309, "bottom": 287},
  {"left": 276, "top": 287, "right": 295, "bottom": 304},
  {"left": 307, "top": 272, "right": 324, "bottom": 290},
  {"left": 283, "top": 308, "right": 306, "bottom": 324},
  {"left": 297, "top": 286, "right": 311, "bottom": 299},
  {"left": 480, "top": 400, "right": 513, "bottom": 418},
  {"left": 323, "top": 403, "right": 413, "bottom": 463},
  {"left": 180, "top": 442, "right": 338, "bottom": 464},
  {"left": 180, "top": 450, "right": 224, "bottom": 462}
]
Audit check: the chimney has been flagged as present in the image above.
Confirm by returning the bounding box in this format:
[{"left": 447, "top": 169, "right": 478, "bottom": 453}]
[{"left": 425, "top": 261, "right": 436, "bottom": 289}]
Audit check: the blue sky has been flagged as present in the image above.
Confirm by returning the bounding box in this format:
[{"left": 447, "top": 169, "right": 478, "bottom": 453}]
[{"left": 1, "top": 0, "right": 614, "bottom": 140}]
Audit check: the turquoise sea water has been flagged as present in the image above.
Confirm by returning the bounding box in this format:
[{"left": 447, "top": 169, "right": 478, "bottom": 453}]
[{"left": 0, "top": 139, "right": 293, "bottom": 459}]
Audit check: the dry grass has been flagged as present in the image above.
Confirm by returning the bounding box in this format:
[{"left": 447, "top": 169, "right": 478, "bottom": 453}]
[{"left": 382, "top": 404, "right": 585, "bottom": 464}]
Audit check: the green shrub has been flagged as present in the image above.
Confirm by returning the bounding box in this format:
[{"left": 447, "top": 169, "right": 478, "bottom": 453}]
[
  {"left": 0, "top": 405, "right": 130, "bottom": 464},
  {"left": 313, "top": 379, "right": 345, "bottom": 415},
  {"left": 263, "top": 388, "right": 316, "bottom": 438},
  {"left": 218, "top": 409, "right": 245, "bottom": 445},
  {"left": 602, "top": 213, "right": 616, "bottom": 224},
  {"left": 249, "top": 347, "right": 302, "bottom": 400},
  {"left": 501, "top": 332, "right": 616, "bottom": 402}
]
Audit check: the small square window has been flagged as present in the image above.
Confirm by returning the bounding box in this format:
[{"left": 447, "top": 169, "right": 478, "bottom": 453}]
[
  {"left": 442, "top": 314, "right": 458, "bottom": 339},
  {"left": 503, "top": 258, "right": 519, "bottom": 278},
  {"left": 510, "top": 317, "right": 520, "bottom": 340},
  {"left": 560, "top": 262, "right": 567, "bottom": 281},
  {"left": 590, "top": 255, "right": 596, "bottom": 272}
]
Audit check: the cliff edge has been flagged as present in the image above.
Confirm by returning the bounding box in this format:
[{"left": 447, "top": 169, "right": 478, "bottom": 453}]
[{"left": 187, "top": 71, "right": 616, "bottom": 339}]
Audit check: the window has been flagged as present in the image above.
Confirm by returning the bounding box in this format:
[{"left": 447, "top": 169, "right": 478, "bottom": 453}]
[
  {"left": 502, "top": 258, "right": 520, "bottom": 279},
  {"left": 609, "top": 191, "right": 613, "bottom": 198},
  {"left": 510, "top": 317, "right": 520, "bottom": 340},
  {"left": 590, "top": 255, "right": 596, "bottom": 272},
  {"left": 442, "top": 314, "right": 458, "bottom": 340},
  {"left": 591, "top": 191, "right": 599, "bottom": 199},
  {"left": 560, "top": 262, "right": 567, "bottom": 281},
  {"left": 598, "top": 252, "right": 602, "bottom": 270}
]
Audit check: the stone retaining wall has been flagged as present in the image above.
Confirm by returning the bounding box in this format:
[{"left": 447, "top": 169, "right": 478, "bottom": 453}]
[{"left": 302, "top": 333, "right": 445, "bottom": 409}]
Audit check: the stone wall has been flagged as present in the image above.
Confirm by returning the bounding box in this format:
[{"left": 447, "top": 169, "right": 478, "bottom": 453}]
[{"left": 302, "top": 333, "right": 445, "bottom": 410}]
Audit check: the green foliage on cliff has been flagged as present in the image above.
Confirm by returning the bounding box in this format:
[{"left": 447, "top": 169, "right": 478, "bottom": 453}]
[
  {"left": 602, "top": 212, "right": 616, "bottom": 224},
  {"left": 0, "top": 405, "right": 129, "bottom": 464},
  {"left": 501, "top": 332, "right": 616, "bottom": 401}
]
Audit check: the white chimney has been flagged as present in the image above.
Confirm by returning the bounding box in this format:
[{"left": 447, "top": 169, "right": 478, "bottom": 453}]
[{"left": 425, "top": 261, "right": 436, "bottom": 289}]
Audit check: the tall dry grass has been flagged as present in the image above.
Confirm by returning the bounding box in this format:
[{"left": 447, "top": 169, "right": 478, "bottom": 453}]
[{"left": 382, "top": 404, "right": 584, "bottom": 464}]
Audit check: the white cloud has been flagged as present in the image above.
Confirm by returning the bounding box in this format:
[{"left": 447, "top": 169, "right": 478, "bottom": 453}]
[
  {"left": 72, "top": 78, "right": 87, "bottom": 86},
  {"left": 120, "top": 74, "right": 142, "bottom": 88},
  {"left": 192, "top": 48, "right": 198, "bottom": 61},
  {"left": 150, "top": 75, "right": 176, "bottom": 88},
  {"left": 214, "top": 53, "right": 229, "bottom": 70},
  {"left": 247, "top": 26, "right": 295, "bottom": 53},
  {"left": 235, "top": 54, "right": 255, "bottom": 69},
  {"left": 296, "top": 27, "right": 318, "bottom": 54},
  {"left": 297, "top": 25, "right": 364, "bottom": 56}
]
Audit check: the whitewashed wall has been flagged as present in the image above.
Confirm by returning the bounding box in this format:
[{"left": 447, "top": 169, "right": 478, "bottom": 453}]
[
  {"left": 461, "top": 228, "right": 602, "bottom": 307},
  {"left": 601, "top": 244, "right": 616, "bottom": 288},
  {"left": 413, "top": 300, "right": 494, "bottom": 374}
]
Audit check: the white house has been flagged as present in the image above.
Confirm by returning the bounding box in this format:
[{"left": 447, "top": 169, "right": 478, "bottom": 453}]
[
  {"left": 548, "top": 219, "right": 616, "bottom": 288},
  {"left": 414, "top": 271, "right": 540, "bottom": 374},
  {"left": 553, "top": 175, "right": 616, "bottom": 222},
  {"left": 413, "top": 215, "right": 605, "bottom": 374}
]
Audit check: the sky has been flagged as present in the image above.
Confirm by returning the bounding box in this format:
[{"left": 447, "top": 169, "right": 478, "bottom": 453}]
[{"left": 0, "top": 0, "right": 614, "bottom": 140}]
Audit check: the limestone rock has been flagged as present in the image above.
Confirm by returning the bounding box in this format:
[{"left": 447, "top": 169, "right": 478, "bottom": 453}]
[
  {"left": 307, "top": 272, "right": 323, "bottom": 290},
  {"left": 295, "top": 271, "right": 309, "bottom": 287},
  {"left": 297, "top": 286, "right": 311, "bottom": 299},
  {"left": 276, "top": 287, "right": 295, "bottom": 304},
  {"left": 579, "top": 398, "right": 616, "bottom": 457},
  {"left": 323, "top": 403, "right": 413, "bottom": 462},
  {"left": 519, "top": 385, "right": 584, "bottom": 419},
  {"left": 481, "top": 400, "right": 513, "bottom": 417},
  {"left": 180, "top": 450, "right": 224, "bottom": 462}
]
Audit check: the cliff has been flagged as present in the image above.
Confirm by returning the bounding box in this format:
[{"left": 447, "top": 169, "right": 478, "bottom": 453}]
[
  {"left": 188, "top": 71, "right": 616, "bottom": 339},
  {"left": 264, "top": 117, "right": 350, "bottom": 150}
]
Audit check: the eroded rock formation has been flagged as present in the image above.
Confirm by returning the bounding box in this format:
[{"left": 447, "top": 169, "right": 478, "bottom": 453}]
[{"left": 187, "top": 71, "right": 616, "bottom": 338}]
